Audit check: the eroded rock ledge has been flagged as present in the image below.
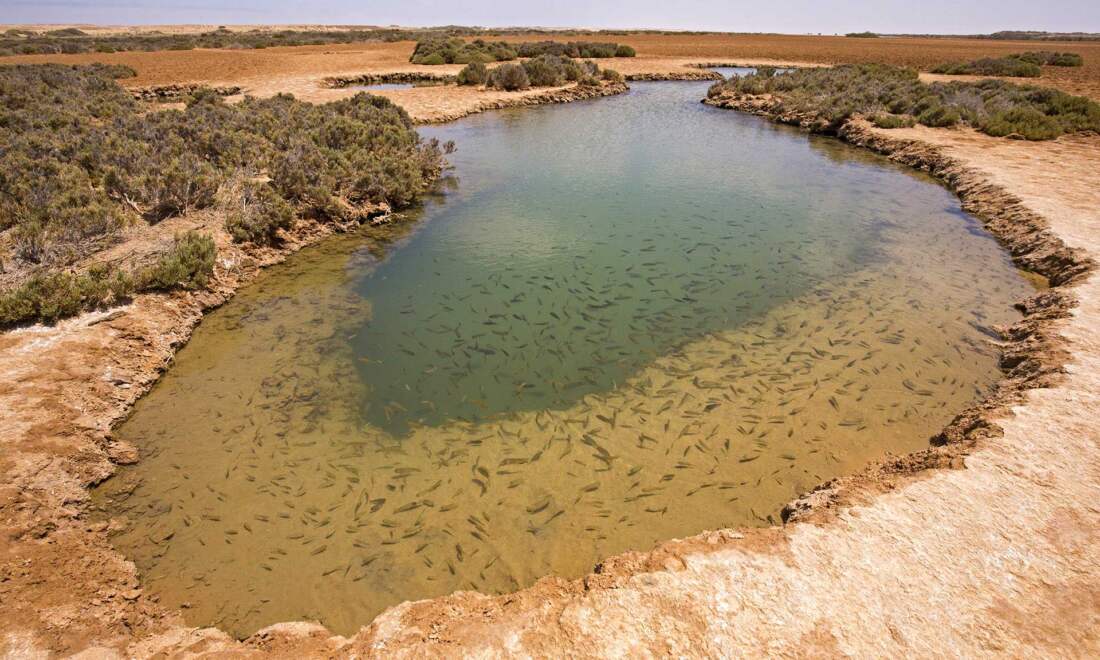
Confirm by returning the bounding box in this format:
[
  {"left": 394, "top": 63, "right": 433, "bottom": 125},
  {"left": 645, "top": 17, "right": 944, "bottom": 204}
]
[{"left": 704, "top": 92, "right": 1093, "bottom": 522}]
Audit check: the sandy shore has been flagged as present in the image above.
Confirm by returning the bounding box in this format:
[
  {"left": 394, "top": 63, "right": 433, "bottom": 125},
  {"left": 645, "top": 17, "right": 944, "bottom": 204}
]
[{"left": 1, "top": 42, "right": 1099, "bottom": 656}]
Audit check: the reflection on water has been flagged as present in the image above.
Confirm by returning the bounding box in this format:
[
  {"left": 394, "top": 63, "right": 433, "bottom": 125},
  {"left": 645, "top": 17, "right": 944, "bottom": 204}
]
[{"left": 94, "top": 81, "right": 1034, "bottom": 637}]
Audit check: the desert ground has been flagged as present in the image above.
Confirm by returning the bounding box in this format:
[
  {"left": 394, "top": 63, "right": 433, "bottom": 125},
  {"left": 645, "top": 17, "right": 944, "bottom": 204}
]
[{"left": 1, "top": 30, "right": 1098, "bottom": 657}]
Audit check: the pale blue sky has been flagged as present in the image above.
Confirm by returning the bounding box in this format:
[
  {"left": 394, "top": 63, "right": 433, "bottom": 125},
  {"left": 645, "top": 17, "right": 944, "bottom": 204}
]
[{"left": 2, "top": 0, "right": 1098, "bottom": 34}]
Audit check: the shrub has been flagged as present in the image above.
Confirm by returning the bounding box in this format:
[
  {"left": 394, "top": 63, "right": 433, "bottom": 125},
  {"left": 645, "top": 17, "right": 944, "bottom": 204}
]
[
  {"left": 931, "top": 57, "right": 1042, "bottom": 77},
  {"left": 980, "top": 107, "right": 1063, "bottom": 140},
  {"left": 489, "top": 63, "right": 530, "bottom": 91},
  {"left": 601, "top": 68, "right": 624, "bottom": 82},
  {"left": 138, "top": 231, "right": 216, "bottom": 290},
  {"left": 515, "top": 40, "right": 633, "bottom": 59},
  {"left": 410, "top": 37, "right": 516, "bottom": 65},
  {"left": 487, "top": 56, "right": 614, "bottom": 90},
  {"left": 223, "top": 181, "right": 296, "bottom": 244},
  {"left": 0, "top": 265, "right": 133, "bottom": 327},
  {"left": 846, "top": 32, "right": 879, "bottom": 38},
  {"left": 916, "top": 104, "right": 960, "bottom": 127},
  {"left": 708, "top": 63, "right": 1100, "bottom": 140},
  {"left": 1, "top": 64, "right": 444, "bottom": 259},
  {"left": 871, "top": 113, "right": 916, "bottom": 128},
  {"left": 522, "top": 55, "right": 566, "bottom": 87},
  {"left": 457, "top": 61, "right": 488, "bottom": 86},
  {"left": 1012, "top": 51, "right": 1084, "bottom": 67}
]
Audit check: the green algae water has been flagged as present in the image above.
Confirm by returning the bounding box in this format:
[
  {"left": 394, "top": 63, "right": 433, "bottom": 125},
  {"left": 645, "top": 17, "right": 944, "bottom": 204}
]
[{"left": 94, "top": 81, "right": 1035, "bottom": 637}]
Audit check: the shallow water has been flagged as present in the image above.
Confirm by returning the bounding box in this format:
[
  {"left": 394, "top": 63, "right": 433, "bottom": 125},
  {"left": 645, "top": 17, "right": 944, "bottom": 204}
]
[{"left": 94, "top": 81, "right": 1035, "bottom": 637}]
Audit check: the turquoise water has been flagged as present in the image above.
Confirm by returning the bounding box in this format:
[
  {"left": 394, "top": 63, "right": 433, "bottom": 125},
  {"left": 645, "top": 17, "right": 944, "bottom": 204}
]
[{"left": 353, "top": 80, "right": 933, "bottom": 433}]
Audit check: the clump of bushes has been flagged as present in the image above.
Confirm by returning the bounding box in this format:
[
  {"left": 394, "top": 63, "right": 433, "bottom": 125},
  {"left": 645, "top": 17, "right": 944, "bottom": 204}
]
[
  {"left": 470, "top": 56, "right": 619, "bottom": 91},
  {"left": 0, "top": 265, "right": 133, "bottom": 325},
  {"left": 0, "top": 231, "right": 215, "bottom": 327},
  {"left": 932, "top": 57, "right": 1042, "bottom": 78},
  {"left": 0, "top": 64, "right": 449, "bottom": 325},
  {"left": 870, "top": 113, "right": 916, "bottom": 129},
  {"left": 410, "top": 38, "right": 637, "bottom": 65},
  {"left": 514, "top": 40, "right": 635, "bottom": 58},
  {"left": 932, "top": 51, "right": 1084, "bottom": 77},
  {"left": 221, "top": 179, "right": 295, "bottom": 245},
  {"left": 1012, "top": 51, "right": 1084, "bottom": 67},
  {"left": 410, "top": 37, "right": 516, "bottom": 64},
  {"left": 0, "top": 27, "right": 421, "bottom": 56},
  {"left": 845, "top": 32, "right": 879, "bottom": 38},
  {"left": 708, "top": 63, "right": 1100, "bottom": 140},
  {"left": 138, "top": 231, "right": 216, "bottom": 290},
  {"left": 488, "top": 63, "right": 530, "bottom": 91},
  {"left": 456, "top": 61, "right": 489, "bottom": 86}
]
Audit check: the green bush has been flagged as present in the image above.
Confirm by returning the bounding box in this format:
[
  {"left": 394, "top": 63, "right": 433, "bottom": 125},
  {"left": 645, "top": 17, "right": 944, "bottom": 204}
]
[
  {"left": 223, "top": 181, "right": 296, "bottom": 244},
  {"left": 916, "top": 104, "right": 960, "bottom": 127},
  {"left": 980, "top": 107, "right": 1063, "bottom": 140},
  {"left": 932, "top": 57, "right": 1041, "bottom": 77},
  {"left": 1012, "top": 51, "right": 1084, "bottom": 67},
  {"left": 0, "top": 264, "right": 133, "bottom": 327},
  {"left": 410, "top": 37, "right": 516, "bottom": 65},
  {"left": 870, "top": 113, "right": 916, "bottom": 128},
  {"left": 708, "top": 63, "right": 1100, "bottom": 140},
  {"left": 488, "top": 63, "right": 530, "bottom": 91},
  {"left": 0, "top": 27, "right": 424, "bottom": 56},
  {"left": 138, "top": 231, "right": 216, "bottom": 290},
  {"left": 1, "top": 64, "right": 449, "bottom": 325},
  {"left": 845, "top": 32, "right": 879, "bottom": 38},
  {"left": 418, "top": 52, "right": 446, "bottom": 66},
  {"left": 485, "top": 56, "right": 614, "bottom": 90},
  {"left": 515, "top": 40, "right": 633, "bottom": 58},
  {"left": 601, "top": 68, "right": 624, "bottom": 83},
  {"left": 522, "top": 55, "right": 566, "bottom": 87},
  {"left": 456, "top": 61, "right": 488, "bottom": 86}
]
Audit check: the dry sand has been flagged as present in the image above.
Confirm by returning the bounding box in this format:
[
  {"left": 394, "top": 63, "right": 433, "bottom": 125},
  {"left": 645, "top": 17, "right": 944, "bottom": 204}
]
[{"left": 1, "top": 32, "right": 1099, "bottom": 657}]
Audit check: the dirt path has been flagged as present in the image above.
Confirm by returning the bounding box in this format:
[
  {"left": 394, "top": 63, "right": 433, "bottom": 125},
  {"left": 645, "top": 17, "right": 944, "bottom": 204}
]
[{"left": 1, "top": 51, "right": 1099, "bottom": 656}]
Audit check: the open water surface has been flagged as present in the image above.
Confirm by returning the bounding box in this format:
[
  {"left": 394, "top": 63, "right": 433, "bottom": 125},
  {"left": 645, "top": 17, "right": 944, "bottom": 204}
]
[{"left": 95, "top": 80, "right": 1035, "bottom": 636}]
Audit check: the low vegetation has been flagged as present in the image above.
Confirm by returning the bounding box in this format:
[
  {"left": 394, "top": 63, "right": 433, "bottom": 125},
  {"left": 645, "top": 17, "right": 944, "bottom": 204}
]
[
  {"left": 0, "top": 26, "right": 421, "bottom": 55},
  {"left": 515, "top": 41, "right": 635, "bottom": 58},
  {"left": 411, "top": 37, "right": 635, "bottom": 65},
  {"left": 845, "top": 32, "right": 879, "bottom": 38},
  {"left": 708, "top": 63, "right": 1100, "bottom": 140},
  {"left": 932, "top": 51, "right": 1084, "bottom": 77},
  {"left": 0, "top": 231, "right": 214, "bottom": 325},
  {"left": 932, "top": 57, "right": 1042, "bottom": 77},
  {"left": 456, "top": 56, "right": 620, "bottom": 90},
  {"left": 0, "top": 26, "right": 643, "bottom": 57},
  {"left": 1012, "top": 51, "right": 1084, "bottom": 66},
  {"left": 410, "top": 37, "right": 517, "bottom": 65},
  {"left": 0, "top": 64, "right": 449, "bottom": 326}
]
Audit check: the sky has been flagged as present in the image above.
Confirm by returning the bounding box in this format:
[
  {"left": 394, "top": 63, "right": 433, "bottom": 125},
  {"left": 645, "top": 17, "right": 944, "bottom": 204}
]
[{"left": 2, "top": 0, "right": 1099, "bottom": 34}]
